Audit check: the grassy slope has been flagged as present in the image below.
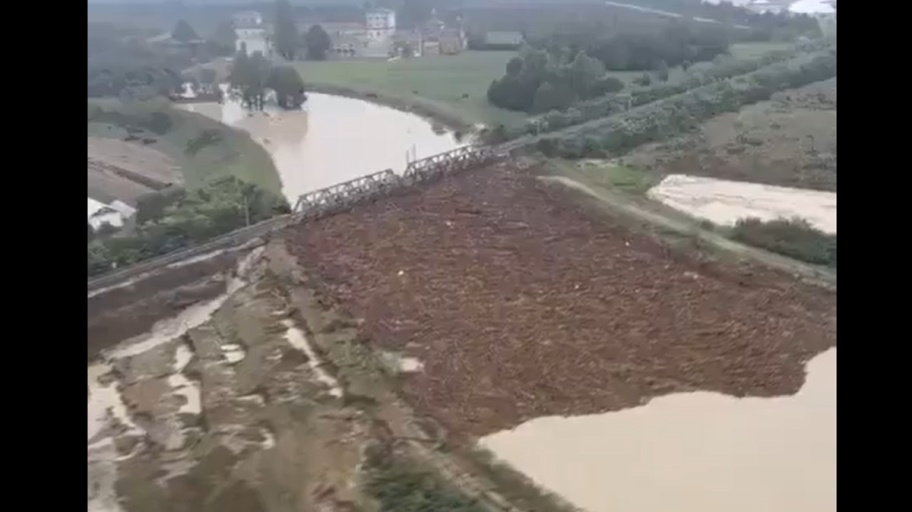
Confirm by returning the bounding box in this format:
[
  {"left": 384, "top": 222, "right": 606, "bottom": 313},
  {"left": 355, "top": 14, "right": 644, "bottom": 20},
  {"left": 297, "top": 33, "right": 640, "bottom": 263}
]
[{"left": 87, "top": 99, "right": 281, "bottom": 194}]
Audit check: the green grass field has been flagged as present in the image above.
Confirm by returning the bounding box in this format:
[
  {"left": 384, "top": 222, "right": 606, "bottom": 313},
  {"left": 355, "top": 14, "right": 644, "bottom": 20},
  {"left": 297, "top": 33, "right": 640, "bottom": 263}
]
[
  {"left": 87, "top": 98, "right": 281, "bottom": 193},
  {"left": 295, "top": 51, "right": 527, "bottom": 128}
]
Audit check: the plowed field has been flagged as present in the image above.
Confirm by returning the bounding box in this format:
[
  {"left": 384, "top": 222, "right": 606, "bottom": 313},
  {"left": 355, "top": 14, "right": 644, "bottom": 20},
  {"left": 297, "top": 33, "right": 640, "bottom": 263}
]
[{"left": 284, "top": 164, "right": 837, "bottom": 438}]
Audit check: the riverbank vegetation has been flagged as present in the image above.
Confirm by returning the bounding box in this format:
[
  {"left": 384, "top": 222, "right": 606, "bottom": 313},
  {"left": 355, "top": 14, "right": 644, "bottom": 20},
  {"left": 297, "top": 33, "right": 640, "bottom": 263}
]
[
  {"left": 228, "top": 52, "right": 307, "bottom": 110},
  {"left": 88, "top": 99, "right": 281, "bottom": 193},
  {"left": 87, "top": 176, "right": 289, "bottom": 277},
  {"left": 530, "top": 46, "right": 835, "bottom": 158},
  {"left": 730, "top": 218, "right": 836, "bottom": 269},
  {"left": 363, "top": 445, "right": 485, "bottom": 512}
]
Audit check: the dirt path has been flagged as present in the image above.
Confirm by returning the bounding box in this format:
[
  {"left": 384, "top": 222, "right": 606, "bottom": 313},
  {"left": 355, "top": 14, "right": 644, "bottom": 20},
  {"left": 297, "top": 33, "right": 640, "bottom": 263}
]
[{"left": 538, "top": 174, "right": 836, "bottom": 288}]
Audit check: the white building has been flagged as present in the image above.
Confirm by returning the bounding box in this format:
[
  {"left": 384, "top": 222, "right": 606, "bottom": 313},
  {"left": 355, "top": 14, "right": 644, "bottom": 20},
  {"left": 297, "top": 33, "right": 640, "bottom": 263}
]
[
  {"left": 233, "top": 10, "right": 273, "bottom": 57},
  {"left": 87, "top": 199, "right": 136, "bottom": 231},
  {"left": 365, "top": 8, "right": 396, "bottom": 42},
  {"left": 89, "top": 207, "right": 124, "bottom": 231}
]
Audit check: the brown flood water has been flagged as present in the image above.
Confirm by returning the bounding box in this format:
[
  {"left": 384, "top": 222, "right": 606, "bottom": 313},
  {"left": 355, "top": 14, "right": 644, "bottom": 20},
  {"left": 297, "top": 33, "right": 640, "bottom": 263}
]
[
  {"left": 480, "top": 348, "right": 836, "bottom": 512},
  {"left": 180, "top": 93, "right": 464, "bottom": 203}
]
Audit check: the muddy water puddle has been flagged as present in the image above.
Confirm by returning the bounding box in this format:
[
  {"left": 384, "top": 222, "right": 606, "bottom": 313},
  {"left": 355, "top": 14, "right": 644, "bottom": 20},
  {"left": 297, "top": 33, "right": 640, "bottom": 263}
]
[
  {"left": 179, "top": 92, "right": 464, "bottom": 203},
  {"left": 647, "top": 174, "right": 838, "bottom": 234},
  {"left": 282, "top": 319, "right": 343, "bottom": 398},
  {"left": 480, "top": 348, "right": 837, "bottom": 512}
]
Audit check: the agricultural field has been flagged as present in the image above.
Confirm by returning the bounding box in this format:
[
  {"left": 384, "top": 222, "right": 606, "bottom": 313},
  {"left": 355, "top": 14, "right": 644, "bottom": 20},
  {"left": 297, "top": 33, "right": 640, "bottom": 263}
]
[
  {"left": 87, "top": 99, "right": 281, "bottom": 198},
  {"left": 623, "top": 78, "right": 837, "bottom": 192},
  {"left": 88, "top": 136, "right": 183, "bottom": 205}
]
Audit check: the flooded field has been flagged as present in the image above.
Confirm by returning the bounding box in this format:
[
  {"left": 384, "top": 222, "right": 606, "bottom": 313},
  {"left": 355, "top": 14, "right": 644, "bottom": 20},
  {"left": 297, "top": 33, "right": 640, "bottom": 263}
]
[
  {"left": 647, "top": 174, "right": 837, "bottom": 233},
  {"left": 180, "top": 93, "right": 464, "bottom": 203},
  {"left": 87, "top": 246, "right": 376, "bottom": 512},
  {"left": 480, "top": 349, "right": 836, "bottom": 512}
]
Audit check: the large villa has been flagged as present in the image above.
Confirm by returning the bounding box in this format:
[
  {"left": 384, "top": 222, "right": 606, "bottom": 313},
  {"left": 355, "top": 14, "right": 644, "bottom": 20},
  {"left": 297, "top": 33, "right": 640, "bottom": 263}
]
[{"left": 233, "top": 7, "right": 468, "bottom": 60}]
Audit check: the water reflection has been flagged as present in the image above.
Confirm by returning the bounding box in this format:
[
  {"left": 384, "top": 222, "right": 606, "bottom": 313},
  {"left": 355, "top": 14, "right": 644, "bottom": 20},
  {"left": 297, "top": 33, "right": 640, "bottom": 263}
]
[
  {"left": 480, "top": 348, "right": 837, "bottom": 512},
  {"left": 181, "top": 93, "right": 464, "bottom": 203}
]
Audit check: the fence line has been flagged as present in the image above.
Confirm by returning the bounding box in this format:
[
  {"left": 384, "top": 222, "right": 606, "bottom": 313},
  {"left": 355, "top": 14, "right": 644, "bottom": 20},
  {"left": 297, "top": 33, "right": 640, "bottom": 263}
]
[{"left": 88, "top": 144, "right": 505, "bottom": 293}]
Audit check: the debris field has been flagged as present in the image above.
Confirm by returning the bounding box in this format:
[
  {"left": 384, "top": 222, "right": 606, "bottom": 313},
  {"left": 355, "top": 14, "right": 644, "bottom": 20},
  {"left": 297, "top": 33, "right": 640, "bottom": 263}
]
[{"left": 285, "top": 163, "right": 837, "bottom": 438}]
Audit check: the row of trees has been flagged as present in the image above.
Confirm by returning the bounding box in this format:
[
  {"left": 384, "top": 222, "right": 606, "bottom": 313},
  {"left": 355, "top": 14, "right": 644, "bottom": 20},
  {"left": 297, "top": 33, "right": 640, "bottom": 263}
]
[
  {"left": 273, "top": 0, "right": 333, "bottom": 61},
  {"left": 487, "top": 47, "right": 625, "bottom": 114},
  {"left": 228, "top": 52, "right": 307, "bottom": 110},
  {"left": 88, "top": 177, "right": 290, "bottom": 277},
  {"left": 532, "top": 22, "right": 731, "bottom": 72},
  {"left": 507, "top": 39, "right": 832, "bottom": 139},
  {"left": 485, "top": 21, "right": 737, "bottom": 114},
  {"left": 535, "top": 49, "right": 836, "bottom": 159}
]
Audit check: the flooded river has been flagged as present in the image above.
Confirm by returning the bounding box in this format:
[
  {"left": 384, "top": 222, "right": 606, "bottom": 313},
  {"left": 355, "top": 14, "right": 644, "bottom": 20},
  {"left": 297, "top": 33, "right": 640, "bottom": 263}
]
[
  {"left": 480, "top": 348, "right": 837, "bottom": 512},
  {"left": 180, "top": 93, "right": 464, "bottom": 203}
]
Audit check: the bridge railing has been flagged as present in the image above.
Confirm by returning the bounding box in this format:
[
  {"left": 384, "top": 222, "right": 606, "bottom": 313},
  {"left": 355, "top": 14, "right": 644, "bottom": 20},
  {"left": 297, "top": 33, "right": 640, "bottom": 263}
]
[{"left": 88, "top": 144, "right": 507, "bottom": 292}]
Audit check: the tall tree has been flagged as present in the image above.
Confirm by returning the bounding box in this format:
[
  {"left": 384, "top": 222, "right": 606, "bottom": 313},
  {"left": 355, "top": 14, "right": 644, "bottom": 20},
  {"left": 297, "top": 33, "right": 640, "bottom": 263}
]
[
  {"left": 268, "top": 66, "right": 307, "bottom": 109},
  {"left": 274, "top": 0, "right": 299, "bottom": 60},
  {"left": 304, "top": 25, "right": 332, "bottom": 61},
  {"left": 211, "top": 19, "right": 237, "bottom": 55},
  {"left": 229, "top": 51, "right": 272, "bottom": 110},
  {"left": 569, "top": 50, "right": 605, "bottom": 98},
  {"left": 171, "top": 19, "right": 199, "bottom": 43}
]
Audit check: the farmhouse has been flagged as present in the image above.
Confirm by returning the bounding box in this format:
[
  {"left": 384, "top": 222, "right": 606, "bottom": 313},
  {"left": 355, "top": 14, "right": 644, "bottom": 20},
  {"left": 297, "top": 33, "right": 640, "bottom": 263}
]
[
  {"left": 392, "top": 11, "right": 467, "bottom": 57},
  {"left": 237, "top": 6, "right": 466, "bottom": 60},
  {"left": 483, "top": 31, "right": 524, "bottom": 49},
  {"left": 295, "top": 7, "right": 400, "bottom": 59},
  {"left": 233, "top": 10, "right": 273, "bottom": 58},
  {"left": 89, "top": 201, "right": 137, "bottom": 231}
]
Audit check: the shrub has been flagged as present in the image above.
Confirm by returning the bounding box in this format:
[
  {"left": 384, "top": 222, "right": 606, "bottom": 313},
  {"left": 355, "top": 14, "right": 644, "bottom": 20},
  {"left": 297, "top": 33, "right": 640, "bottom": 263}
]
[
  {"left": 364, "top": 447, "right": 486, "bottom": 512},
  {"left": 729, "top": 217, "right": 836, "bottom": 267},
  {"left": 590, "top": 76, "right": 625, "bottom": 96}
]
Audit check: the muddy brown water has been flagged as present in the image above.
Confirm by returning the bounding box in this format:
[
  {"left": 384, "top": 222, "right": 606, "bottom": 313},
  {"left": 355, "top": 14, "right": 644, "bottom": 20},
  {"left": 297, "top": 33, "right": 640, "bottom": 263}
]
[
  {"left": 480, "top": 348, "right": 836, "bottom": 512},
  {"left": 179, "top": 93, "right": 464, "bottom": 204}
]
